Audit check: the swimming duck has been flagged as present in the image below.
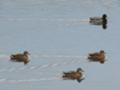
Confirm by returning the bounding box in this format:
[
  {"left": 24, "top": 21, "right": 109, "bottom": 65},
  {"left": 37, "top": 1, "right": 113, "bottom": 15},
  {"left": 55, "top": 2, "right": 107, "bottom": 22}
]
[
  {"left": 62, "top": 68, "right": 85, "bottom": 83},
  {"left": 88, "top": 50, "right": 106, "bottom": 64},
  {"left": 89, "top": 14, "right": 107, "bottom": 29},
  {"left": 10, "top": 51, "right": 30, "bottom": 65}
]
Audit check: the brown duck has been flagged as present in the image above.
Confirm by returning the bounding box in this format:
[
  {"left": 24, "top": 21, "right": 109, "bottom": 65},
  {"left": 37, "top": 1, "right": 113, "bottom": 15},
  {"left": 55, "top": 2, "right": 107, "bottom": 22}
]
[
  {"left": 62, "top": 68, "right": 85, "bottom": 83},
  {"left": 10, "top": 51, "right": 30, "bottom": 65},
  {"left": 88, "top": 50, "right": 106, "bottom": 64}
]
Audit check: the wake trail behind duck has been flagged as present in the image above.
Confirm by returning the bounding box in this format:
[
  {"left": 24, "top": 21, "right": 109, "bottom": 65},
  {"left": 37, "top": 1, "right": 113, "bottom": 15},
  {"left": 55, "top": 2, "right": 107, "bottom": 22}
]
[
  {"left": 65, "top": 19, "right": 89, "bottom": 26},
  {"left": 0, "top": 54, "right": 10, "bottom": 60},
  {"left": 0, "top": 77, "right": 61, "bottom": 83},
  {"left": 0, "top": 58, "right": 85, "bottom": 73},
  {"left": 31, "top": 54, "right": 87, "bottom": 59},
  {"left": 0, "top": 53, "right": 87, "bottom": 60}
]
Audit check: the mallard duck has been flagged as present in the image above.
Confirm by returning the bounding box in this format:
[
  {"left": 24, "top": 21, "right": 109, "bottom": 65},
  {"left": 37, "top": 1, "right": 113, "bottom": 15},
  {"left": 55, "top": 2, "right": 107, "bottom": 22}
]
[
  {"left": 10, "top": 51, "right": 30, "bottom": 65},
  {"left": 88, "top": 50, "right": 106, "bottom": 64},
  {"left": 89, "top": 14, "right": 107, "bottom": 29},
  {"left": 62, "top": 68, "right": 85, "bottom": 83}
]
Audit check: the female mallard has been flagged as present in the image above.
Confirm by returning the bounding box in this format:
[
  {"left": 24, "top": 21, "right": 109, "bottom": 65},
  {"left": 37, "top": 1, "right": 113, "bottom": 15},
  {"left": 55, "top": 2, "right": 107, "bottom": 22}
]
[
  {"left": 62, "top": 68, "right": 85, "bottom": 83},
  {"left": 88, "top": 50, "right": 106, "bottom": 64},
  {"left": 10, "top": 51, "right": 30, "bottom": 65},
  {"left": 89, "top": 14, "right": 107, "bottom": 29}
]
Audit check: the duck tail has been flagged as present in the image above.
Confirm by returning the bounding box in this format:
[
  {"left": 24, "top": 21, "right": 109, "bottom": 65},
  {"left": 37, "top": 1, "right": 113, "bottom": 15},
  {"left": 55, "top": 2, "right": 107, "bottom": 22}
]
[{"left": 10, "top": 55, "right": 15, "bottom": 60}]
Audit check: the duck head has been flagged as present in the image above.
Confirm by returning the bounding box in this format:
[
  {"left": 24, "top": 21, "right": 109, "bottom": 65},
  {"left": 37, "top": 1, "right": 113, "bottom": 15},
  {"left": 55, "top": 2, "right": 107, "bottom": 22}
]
[
  {"left": 102, "top": 14, "right": 107, "bottom": 19},
  {"left": 77, "top": 68, "right": 84, "bottom": 72},
  {"left": 100, "top": 50, "right": 105, "bottom": 54},
  {"left": 24, "top": 51, "right": 30, "bottom": 55}
]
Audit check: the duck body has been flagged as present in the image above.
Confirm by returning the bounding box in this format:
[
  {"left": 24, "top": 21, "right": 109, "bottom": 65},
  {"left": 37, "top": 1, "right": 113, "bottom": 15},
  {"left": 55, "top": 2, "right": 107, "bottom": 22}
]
[
  {"left": 10, "top": 51, "right": 30, "bottom": 65},
  {"left": 88, "top": 50, "right": 105, "bottom": 64},
  {"left": 90, "top": 17, "right": 103, "bottom": 25},
  {"left": 89, "top": 14, "right": 107, "bottom": 29},
  {"left": 62, "top": 68, "right": 85, "bottom": 83}
]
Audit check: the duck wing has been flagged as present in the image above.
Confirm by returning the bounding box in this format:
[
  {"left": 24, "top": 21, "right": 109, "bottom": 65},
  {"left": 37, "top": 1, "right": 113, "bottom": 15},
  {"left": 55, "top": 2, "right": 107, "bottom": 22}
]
[
  {"left": 90, "top": 17, "right": 103, "bottom": 25},
  {"left": 11, "top": 54, "right": 25, "bottom": 61},
  {"left": 89, "top": 52, "right": 99, "bottom": 56}
]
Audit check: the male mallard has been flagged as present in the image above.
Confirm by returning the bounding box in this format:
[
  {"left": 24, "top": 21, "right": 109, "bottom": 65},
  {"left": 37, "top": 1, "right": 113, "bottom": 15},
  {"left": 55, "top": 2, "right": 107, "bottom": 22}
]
[{"left": 89, "top": 14, "right": 107, "bottom": 29}]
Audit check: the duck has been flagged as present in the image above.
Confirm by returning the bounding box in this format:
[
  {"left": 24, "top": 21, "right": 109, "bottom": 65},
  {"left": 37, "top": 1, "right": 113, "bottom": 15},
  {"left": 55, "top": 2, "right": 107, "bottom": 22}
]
[
  {"left": 88, "top": 50, "right": 106, "bottom": 64},
  {"left": 62, "top": 68, "right": 85, "bottom": 83},
  {"left": 10, "top": 51, "right": 30, "bottom": 65},
  {"left": 89, "top": 14, "right": 107, "bottom": 29}
]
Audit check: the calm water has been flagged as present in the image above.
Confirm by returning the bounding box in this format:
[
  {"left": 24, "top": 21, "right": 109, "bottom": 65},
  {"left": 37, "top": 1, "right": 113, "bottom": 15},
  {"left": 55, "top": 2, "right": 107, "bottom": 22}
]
[{"left": 0, "top": 0, "right": 120, "bottom": 90}]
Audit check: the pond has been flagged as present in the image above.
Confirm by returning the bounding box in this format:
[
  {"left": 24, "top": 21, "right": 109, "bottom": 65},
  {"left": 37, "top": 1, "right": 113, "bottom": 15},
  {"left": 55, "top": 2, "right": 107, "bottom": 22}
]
[{"left": 0, "top": 0, "right": 120, "bottom": 90}]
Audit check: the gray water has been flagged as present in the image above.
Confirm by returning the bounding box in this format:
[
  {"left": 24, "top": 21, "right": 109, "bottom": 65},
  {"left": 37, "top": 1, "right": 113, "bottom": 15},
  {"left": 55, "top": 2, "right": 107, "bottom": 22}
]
[{"left": 0, "top": 0, "right": 120, "bottom": 90}]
